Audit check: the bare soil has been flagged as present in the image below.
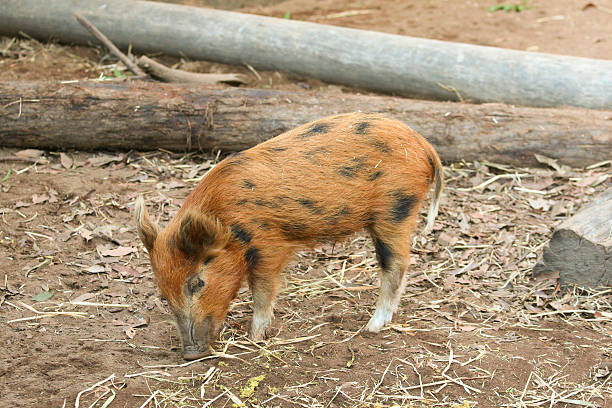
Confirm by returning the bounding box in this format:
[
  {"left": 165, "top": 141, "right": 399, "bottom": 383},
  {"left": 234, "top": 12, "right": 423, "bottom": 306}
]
[{"left": 1, "top": 1, "right": 611, "bottom": 407}]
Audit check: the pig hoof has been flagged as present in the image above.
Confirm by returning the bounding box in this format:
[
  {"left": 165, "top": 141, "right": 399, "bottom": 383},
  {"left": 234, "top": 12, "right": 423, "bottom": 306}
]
[
  {"left": 364, "top": 321, "right": 383, "bottom": 332},
  {"left": 264, "top": 326, "right": 280, "bottom": 339},
  {"left": 250, "top": 325, "right": 277, "bottom": 342},
  {"left": 365, "top": 311, "right": 391, "bottom": 332},
  {"left": 182, "top": 346, "right": 210, "bottom": 361},
  {"left": 250, "top": 327, "right": 266, "bottom": 342}
]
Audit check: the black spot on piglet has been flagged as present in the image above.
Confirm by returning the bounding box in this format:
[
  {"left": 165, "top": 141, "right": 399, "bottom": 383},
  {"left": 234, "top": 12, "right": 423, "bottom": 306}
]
[
  {"left": 245, "top": 247, "right": 260, "bottom": 271},
  {"left": 373, "top": 238, "right": 393, "bottom": 270},
  {"left": 368, "top": 170, "right": 383, "bottom": 181},
  {"left": 297, "top": 122, "right": 331, "bottom": 138},
  {"left": 231, "top": 224, "right": 252, "bottom": 245},
  {"left": 370, "top": 139, "right": 391, "bottom": 153},
  {"left": 390, "top": 191, "right": 418, "bottom": 223},
  {"left": 280, "top": 223, "right": 308, "bottom": 240},
  {"left": 355, "top": 121, "right": 370, "bottom": 134},
  {"left": 337, "top": 156, "right": 367, "bottom": 178}
]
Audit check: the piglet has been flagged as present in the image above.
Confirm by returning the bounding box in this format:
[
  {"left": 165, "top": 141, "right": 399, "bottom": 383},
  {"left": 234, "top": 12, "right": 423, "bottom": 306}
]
[{"left": 135, "top": 112, "right": 443, "bottom": 360}]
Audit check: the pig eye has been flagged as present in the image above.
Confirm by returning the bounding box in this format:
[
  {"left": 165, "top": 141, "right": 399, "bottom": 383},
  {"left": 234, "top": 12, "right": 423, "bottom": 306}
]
[{"left": 185, "top": 274, "right": 205, "bottom": 297}]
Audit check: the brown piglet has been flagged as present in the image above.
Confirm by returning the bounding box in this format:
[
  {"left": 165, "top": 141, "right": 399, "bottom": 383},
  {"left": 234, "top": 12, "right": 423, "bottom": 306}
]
[{"left": 135, "top": 112, "right": 443, "bottom": 360}]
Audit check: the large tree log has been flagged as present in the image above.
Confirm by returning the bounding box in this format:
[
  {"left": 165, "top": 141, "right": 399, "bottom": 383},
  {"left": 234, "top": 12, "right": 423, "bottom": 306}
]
[
  {"left": 0, "top": 81, "right": 611, "bottom": 167},
  {"left": 533, "top": 189, "right": 612, "bottom": 288},
  {"left": 1, "top": 0, "right": 612, "bottom": 109}
]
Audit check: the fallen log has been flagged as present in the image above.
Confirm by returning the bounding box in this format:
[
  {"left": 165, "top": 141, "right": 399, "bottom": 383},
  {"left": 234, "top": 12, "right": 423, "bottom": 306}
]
[
  {"left": 0, "top": 81, "right": 611, "bottom": 167},
  {"left": 1, "top": 0, "right": 612, "bottom": 109},
  {"left": 533, "top": 188, "right": 612, "bottom": 288}
]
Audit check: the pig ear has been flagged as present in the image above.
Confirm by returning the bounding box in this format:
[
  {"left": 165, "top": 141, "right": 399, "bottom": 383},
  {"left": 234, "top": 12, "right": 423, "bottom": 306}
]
[
  {"left": 176, "top": 209, "right": 230, "bottom": 259},
  {"left": 135, "top": 195, "right": 159, "bottom": 252}
]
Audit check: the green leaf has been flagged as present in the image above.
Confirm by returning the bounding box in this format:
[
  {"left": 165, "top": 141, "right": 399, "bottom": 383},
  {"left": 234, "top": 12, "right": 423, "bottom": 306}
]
[
  {"left": 0, "top": 169, "right": 10, "bottom": 183},
  {"left": 283, "top": 11, "right": 291, "bottom": 19},
  {"left": 112, "top": 68, "right": 125, "bottom": 78},
  {"left": 32, "top": 290, "right": 53, "bottom": 302},
  {"left": 487, "top": 1, "right": 530, "bottom": 12}
]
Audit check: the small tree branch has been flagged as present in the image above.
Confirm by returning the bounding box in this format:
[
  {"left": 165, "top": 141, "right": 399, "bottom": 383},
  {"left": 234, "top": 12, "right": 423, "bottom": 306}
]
[
  {"left": 74, "top": 12, "right": 146, "bottom": 77},
  {"left": 137, "top": 56, "right": 249, "bottom": 85}
]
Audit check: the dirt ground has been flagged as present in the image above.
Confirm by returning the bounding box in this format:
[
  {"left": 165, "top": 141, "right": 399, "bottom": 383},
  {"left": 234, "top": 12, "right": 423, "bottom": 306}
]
[{"left": 1, "top": 1, "right": 611, "bottom": 407}]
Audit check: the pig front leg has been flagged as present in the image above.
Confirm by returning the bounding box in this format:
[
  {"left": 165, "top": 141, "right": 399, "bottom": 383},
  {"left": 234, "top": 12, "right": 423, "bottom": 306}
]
[
  {"left": 247, "top": 253, "right": 285, "bottom": 341},
  {"left": 246, "top": 247, "right": 293, "bottom": 341},
  {"left": 249, "top": 275, "right": 278, "bottom": 341}
]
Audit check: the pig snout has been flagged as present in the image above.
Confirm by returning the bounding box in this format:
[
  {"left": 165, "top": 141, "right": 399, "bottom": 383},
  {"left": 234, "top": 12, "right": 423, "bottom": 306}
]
[{"left": 176, "top": 314, "right": 213, "bottom": 360}]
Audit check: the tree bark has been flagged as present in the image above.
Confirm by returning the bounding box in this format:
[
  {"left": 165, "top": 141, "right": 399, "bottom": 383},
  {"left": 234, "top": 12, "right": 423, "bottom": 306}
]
[
  {"left": 0, "top": 80, "right": 611, "bottom": 167},
  {"left": 1, "top": 0, "right": 612, "bottom": 109},
  {"left": 533, "top": 188, "right": 612, "bottom": 288}
]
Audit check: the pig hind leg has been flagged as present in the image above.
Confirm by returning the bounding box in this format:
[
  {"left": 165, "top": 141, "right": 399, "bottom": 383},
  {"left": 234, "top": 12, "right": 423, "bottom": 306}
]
[{"left": 365, "top": 220, "right": 416, "bottom": 332}]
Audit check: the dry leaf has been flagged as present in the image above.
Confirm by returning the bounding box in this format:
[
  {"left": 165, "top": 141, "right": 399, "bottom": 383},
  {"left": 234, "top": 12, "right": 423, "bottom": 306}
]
[
  {"left": 15, "top": 149, "right": 44, "bottom": 159},
  {"left": 157, "top": 180, "right": 186, "bottom": 190},
  {"left": 47, "top": 189, "right": 59, "bottom": 203},
  {"left": 438, "top": 231, "right": 458, "bottom": 247},
  {"left": 94, "top": 225, "right": 118, "bottom": 240},
  {"left": 576, "top": 173, "right": 607, "bottom": 187},
  {"left": 83, "top": 264, "right": 106, "bottom": 274},
  {"left": 87, "top": 155, "right": 123, "bottom": 167},
  {"left": 100, "top": 246, "right": 136, "bottom": 257},
  {"left": 534, "top": 154, "right": 562, "bottom": 172},
  {"left": 128, "top": 316, "right": 149, "bottom": 328},
  {"left": 534, "top": 154, "right": 571, "bottom": 176},
  {"left": 32, "top": 193, "right": 49, "bottom": 204},
  {"left": 15, "top": 201, "right": 32, "bottom": 208},
  {"left": 527, "top": 198, "right": 552, "bottom": 211},
  {"left": 522, "top": 177, "right": 554, "bottom": 190},
  {"left": 124, "top": 327, "right": 136, "bottom": 339},
  {"left": 106, "top": 290, "right": 129, "bottom": 298},
  {"left": 443, "top": 276, "right": 456, "bottom": 291},
  {"left": 60, "top": 153, "right": 73, "bottom": 169},
  {"left": 111, "top": 264, "right": 141, "bottom": 278},
  {"left": 72, "top": 292, "right": 96, "bottom": 303},
  {"left": 79, "top": 228, "right": 93, "bottom": 241}
]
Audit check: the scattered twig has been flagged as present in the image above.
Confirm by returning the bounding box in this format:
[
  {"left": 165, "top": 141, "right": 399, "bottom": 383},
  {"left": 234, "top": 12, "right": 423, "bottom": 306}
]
[
  {"left": 531, "top": 309, "right": 612, "bottom": 319},
  {"left": 242, "top": 336, "right": 289, "bottom": 365},
  {"left": 124, "top": 371, "right": 172, "bottom": 378},
  {"left": 7, "top": 301, "right": 87, "bottom": 323},
  {"left": 74, "top": 374, "right": 116, "bottom": 408},
  {"left": 137, "top": 389, "right": 161, "bottom": 408},
  {"left": 202, "top": 390, "right": 227, "bottom": 408},
  {"left": 137, "top": 56, "right": 249, "bottom": 84},
  {"left": 456, "top": 173, "right": 530, "bottom": 191},
  {"left": 141, "top": 350, "right": 245, "bottom": 369},
  {"left": 437, "top": 82, "right": 464, "bottom": 102},
  {"left": 69, "top": 301, "right": 131, "bottom": 308},
  {"left": 323, "top": 9, "right": 377, "bottom": 19},
  {"left": 243, "top": 63, "right": 262, "bottom": 81},
  {"left": 73, "top": 12, "right": 146, "bottom": 77}
]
